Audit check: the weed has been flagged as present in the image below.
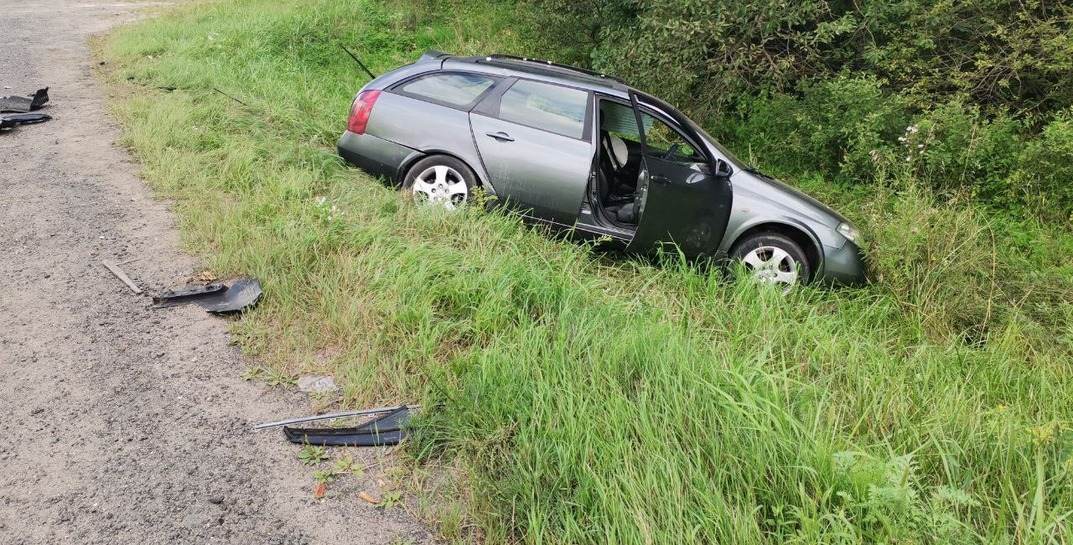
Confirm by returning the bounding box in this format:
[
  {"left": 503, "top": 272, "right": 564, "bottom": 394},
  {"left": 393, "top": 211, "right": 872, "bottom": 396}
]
[
  {"left": 381, "top": 490, "right": 403, "bottom": 509},
  {"left": 312, "top": 469, "right": 336, "bottom": 484},
  {"left": 240, "top": 366, "right": 266, "bottom": 381},
  {"left": 297, "top": 445, "right": 327, "bottom": 466}
]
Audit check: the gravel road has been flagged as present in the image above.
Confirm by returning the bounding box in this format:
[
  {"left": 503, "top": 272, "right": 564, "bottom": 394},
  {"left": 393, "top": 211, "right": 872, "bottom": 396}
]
[{"left": 0, "top": 1, "right": 433, "bottom": 543}]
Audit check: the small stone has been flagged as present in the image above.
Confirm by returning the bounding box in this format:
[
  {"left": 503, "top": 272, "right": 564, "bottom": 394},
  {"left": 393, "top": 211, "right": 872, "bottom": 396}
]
[
  {"left": 208, "top": 495, "right": 224, "bottom": 505},
  {"left": 296, "top": 375, "right": 337, "bottom": 394}
]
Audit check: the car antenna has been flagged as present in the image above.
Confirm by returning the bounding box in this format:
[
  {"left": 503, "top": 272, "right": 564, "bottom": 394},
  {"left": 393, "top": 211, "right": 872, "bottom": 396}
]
[{"left": 340, "top": 45, "right": 377, "bottom": 81}]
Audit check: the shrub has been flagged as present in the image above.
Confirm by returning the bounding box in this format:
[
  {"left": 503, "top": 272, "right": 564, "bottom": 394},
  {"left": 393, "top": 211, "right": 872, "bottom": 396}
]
[
  {"left": 522, "top": 0, "right": 1073, "bottom": 222},
  {"left": 859, "top": 181, "right": 1000, "bottom": 340},
  {"left": 1011, "top": 109, "right": 1073, "bottom": 223},
  {"left": 857, "top": 177, "right": 1073, "bottom": 353},
  {"left": 721, "top": 76, "right": 909, "bottom": 180}
]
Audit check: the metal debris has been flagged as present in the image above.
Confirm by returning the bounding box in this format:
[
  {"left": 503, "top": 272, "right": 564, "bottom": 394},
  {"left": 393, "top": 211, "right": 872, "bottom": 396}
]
[
  {"left": 153, "top": 277, "right": 262, "bottom": 314},
  {"left": 253, "top": 405, "right": 417, "bottom": 430}
]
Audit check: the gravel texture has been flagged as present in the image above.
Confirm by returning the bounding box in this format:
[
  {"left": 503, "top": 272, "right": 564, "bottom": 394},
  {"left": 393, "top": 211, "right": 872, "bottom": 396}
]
[{"left": 0, "top": 1, "right": 434, "bottom": 543}]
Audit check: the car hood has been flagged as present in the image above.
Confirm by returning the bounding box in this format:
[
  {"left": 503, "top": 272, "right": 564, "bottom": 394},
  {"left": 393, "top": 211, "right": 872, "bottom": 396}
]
[{"left": 731, "top": 169, "right": 849, "bottom": 228}]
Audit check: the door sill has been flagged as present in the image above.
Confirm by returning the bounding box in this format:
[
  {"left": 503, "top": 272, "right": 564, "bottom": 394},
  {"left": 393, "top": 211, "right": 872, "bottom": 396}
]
[{"left": 574, "top": 204, "right": 635, "bottom": 241}]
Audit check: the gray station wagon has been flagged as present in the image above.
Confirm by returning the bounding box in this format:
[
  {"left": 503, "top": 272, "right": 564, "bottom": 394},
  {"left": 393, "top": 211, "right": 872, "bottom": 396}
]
[{"left": 337, "top": 52, "right": 867, "bottom": 286}]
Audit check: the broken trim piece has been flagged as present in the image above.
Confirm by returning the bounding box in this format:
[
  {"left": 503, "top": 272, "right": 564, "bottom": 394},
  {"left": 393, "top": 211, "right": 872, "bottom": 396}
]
[
  {"left": 152, "top": 283, "right": 227, "bottom": 306},
  {"left": 0, "top": 112, "right": 52, "bottom": 129},
  {"left": 152, "top": 277, "right": 262, "bottom": 314},
  {"left": 283, "top": 406, "right": 412, "bottom": 447},
  {"left": 0, "top": 87, "right": 49, "bottom": 113}
]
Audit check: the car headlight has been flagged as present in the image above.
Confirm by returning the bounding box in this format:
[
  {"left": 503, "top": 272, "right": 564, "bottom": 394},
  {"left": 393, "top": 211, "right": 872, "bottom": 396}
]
[{"left": 837, "top": 222, "right": 860, "bottom": 243}]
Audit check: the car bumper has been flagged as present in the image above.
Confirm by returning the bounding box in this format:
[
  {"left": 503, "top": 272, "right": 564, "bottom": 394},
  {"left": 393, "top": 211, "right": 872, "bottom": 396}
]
[
  {"left": 820, "top": 240, "right": 868, "bottom": 286},
  {"left": 336, "top": 131, "right": 419, "bottom": 182}
]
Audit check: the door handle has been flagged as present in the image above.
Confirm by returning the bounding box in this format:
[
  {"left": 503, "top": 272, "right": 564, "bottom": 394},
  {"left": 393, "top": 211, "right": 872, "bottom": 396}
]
[
  {"left": 485, "top": 131, "right": 514, "bottom": 142},
  {"left": 650, "top": 175, "right": 671, "bottom": 185}
]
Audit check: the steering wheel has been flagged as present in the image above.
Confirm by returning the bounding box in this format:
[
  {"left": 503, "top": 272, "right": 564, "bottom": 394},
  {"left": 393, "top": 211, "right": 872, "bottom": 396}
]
[{"left": 660, "top": 142, "right": 682, "bottom": 160}]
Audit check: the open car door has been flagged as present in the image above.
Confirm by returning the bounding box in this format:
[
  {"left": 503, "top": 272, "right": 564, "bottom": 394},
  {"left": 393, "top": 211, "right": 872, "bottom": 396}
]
[{"left": 625, "top": 92, "right": 733, "bottom": 258}]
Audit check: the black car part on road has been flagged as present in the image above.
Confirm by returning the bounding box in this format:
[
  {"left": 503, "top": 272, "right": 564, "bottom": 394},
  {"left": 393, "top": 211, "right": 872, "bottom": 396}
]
[
  {"left": 153, "top": 277, "right": 263, "bottom": 314},
  {"left": 0, "top": 112, "right": 51, "bottom": 130},
  {"left": 0, "top": 87, "right": 49, "bottom": 113},
  {"left": 283, "top": 406, "right": 412, "bottom": 447}
]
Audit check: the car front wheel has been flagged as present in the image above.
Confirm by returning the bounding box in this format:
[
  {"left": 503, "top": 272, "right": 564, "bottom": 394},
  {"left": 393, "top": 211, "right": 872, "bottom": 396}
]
[
  {"left": 730, "top": 233, "right": 811, "bottom": 287},
  {"left": 402, "top": 155, "right": 476, "bottom": 210}
]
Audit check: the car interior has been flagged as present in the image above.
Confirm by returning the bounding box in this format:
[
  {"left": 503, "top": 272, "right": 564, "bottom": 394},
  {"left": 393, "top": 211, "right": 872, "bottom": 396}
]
[
  {"left": 593, "top": 98, "right": 707, "bottom": 230},
  {"left": 595, "top": 99, "right": 644, "bottom": 227}
]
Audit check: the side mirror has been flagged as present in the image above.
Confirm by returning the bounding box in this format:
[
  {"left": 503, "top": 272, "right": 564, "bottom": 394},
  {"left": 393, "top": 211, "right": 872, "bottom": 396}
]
[{"left": 713, "top": 159, "right": 733, "bottom": 178}]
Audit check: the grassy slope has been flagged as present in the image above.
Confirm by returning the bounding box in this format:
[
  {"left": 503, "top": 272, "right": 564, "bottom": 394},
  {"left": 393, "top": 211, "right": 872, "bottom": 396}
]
[{"left": 103, "top": 1, "right": 1072, "bottom": 543}]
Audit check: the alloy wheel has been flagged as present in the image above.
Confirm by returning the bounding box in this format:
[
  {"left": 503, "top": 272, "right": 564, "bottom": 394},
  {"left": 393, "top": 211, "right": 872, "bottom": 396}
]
[
  {"left": 742, "top": 245, "right": 799, "bottom": 286},
  {"left": 411, "top": 165, "right": 468, "bottom": 209}
]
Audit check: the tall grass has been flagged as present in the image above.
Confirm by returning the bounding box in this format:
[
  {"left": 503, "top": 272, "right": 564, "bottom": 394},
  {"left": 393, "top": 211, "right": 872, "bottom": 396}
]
[{"left": 102, "top": 1, "right": 1073, "bottom": 542}]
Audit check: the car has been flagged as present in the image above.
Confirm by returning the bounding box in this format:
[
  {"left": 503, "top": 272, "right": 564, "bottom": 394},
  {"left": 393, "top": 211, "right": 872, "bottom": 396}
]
[{"left": 336, "top": 51, "right": 868, "bottom": 286}]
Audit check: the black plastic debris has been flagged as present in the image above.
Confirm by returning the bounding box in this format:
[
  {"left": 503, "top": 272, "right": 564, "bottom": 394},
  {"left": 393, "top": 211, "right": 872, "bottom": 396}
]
[
  {"left": 0, "top": 87, "right": 49, "bottom": 113},
  {"left": 0, "top": 112, "right": 51, "bottom": 130},
  {"left": 153, "top": 283, "right": 227, "bottom": 305},
  {"left": 283, "top": 406, "right": 412, "bottom": 447},
  {"left": 153, "top": 277, "right": 262, "bottom": 314}
]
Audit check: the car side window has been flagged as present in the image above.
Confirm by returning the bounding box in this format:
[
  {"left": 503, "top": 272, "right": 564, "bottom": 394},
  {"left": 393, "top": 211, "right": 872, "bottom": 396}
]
[
  {"left": 599, "top": 100, "right": 641, "bottom": 143},
  {"left": 640, "top": 112, "right": 703, "bottom": 163},
  {"left": 396, "top": 72, "right": 496, "bottom": 108},
  {"left": 498, "top": 80, "right": 588, "bottom": 139}
]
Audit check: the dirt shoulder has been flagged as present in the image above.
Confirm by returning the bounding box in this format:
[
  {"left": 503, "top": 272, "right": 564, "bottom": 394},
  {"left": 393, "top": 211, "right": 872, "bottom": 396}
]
[{"left": 0, "top": 1, "right": 432, "bottom": 543}]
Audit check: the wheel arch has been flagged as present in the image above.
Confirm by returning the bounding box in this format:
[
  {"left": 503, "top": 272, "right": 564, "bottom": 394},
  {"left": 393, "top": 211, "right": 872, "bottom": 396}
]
[
  {"left": 395, "top": 150, "right": 493, "bottom": 193},
  {"left": 728, "top": 220, "right": 824, "bottom": 279}
]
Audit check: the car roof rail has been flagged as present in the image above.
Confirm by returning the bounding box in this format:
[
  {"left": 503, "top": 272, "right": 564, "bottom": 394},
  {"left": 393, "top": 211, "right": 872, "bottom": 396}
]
[{"left": 481, "top": 54, "right": 627, "bottom": 84}]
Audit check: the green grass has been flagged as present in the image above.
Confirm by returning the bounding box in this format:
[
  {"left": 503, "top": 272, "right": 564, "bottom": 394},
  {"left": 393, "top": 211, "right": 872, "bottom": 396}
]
[{"left": 101, "top": 0, "right": 1073, "bottom": 542}]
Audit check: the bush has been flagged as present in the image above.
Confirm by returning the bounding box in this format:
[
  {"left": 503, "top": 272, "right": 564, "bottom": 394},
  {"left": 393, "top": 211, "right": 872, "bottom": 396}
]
[
  {"left": 721, "top": 76, "right": 909, "bottom": 180},
  {"left": 523, "top": 0, "right": 1073, "bottom": 222},
  {"left": 855, "top": 176, "right": 1073, "bottom": 354},
  {"left": 1012, "top": 109, "right": 1073, "bottom": 223},
  {"left": 861, "top": 183, "right": 995, "bottom": 339},
  {"left": 898, "top": 101, "right": 1032, "bottom": 212}
]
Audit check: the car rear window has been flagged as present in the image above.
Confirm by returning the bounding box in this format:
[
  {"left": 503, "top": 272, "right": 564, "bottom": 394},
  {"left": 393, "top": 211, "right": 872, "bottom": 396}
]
[
  {"left": 397, "top": 73, "right": 496, "bottom": 108},
  {"left": 498, "top": 80, "right": 588, "bottom": 139}
]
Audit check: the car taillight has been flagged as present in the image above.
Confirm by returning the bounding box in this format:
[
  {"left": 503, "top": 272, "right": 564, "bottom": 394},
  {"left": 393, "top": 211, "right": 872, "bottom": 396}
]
[{"left": 347, "top": 90, "right": 381, "bottom": 135}]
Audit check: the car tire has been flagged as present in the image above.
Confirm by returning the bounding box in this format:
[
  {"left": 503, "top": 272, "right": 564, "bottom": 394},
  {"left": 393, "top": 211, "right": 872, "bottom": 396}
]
[
  {"left": 402, "top": 155, "right": 477, "bottom": 210},
  {"left": 730, "top": 233, "right": 811, "bottom": 287}
]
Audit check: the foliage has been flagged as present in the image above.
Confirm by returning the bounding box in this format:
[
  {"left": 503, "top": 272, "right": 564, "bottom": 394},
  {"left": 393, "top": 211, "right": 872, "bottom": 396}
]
[
  {"left": 523, "top": 0, "right": 1073, "bottom": 222},
  {"left": 298, "top": 445, "right": 328, "bottom": 466},
  {"left": 1012, "top": 109, "right": 1073, "bottom": 223}
]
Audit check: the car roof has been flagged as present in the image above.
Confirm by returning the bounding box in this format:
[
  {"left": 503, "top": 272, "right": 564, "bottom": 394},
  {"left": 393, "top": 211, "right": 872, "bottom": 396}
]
[{"left": 441, "top": 55, "right": 633, "bottom": 98}]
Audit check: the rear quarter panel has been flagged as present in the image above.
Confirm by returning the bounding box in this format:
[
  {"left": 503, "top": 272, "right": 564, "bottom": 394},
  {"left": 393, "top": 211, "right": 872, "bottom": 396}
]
[{"left": 365, "top": 92, "right": 490, "bottom": 188}]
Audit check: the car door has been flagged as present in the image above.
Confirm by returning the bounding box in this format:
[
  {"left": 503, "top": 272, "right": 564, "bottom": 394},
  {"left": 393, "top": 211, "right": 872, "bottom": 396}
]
[
  {"left": 626, "top": 95, "right": 733, "bottom": 258},
  {"left": 469, "top": 78, "right": 594, "bottom": 225}
]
